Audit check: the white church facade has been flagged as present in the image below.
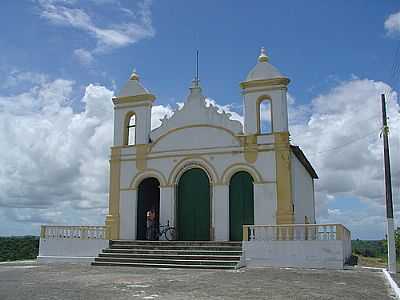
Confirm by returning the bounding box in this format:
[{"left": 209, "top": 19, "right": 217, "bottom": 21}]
[
  {"left": 39, "top": 48, "right": 352, "bottom": 269},
  {"left": 105, "top": 48, "right": 318, "bottom": 242}
]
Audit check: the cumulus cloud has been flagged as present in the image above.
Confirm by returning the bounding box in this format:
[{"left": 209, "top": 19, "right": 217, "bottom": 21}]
[
  {"left": 385, "top": 11, "right": 400, "bottom": 35},
  {"left": 290, "top": 79, "right": 400, "bottom": 239},
  {"left": 37, "top": 0, "right": 155, "bottom": 62},
  {"left": 73, "top": 48, "right": 94, "bottom": 65},
  {"left": 1, "top": 71, "right": 399, "bottom": 239},
  {"left": 205, "top": 98, "right": 244, "bottom": 124},
  {"left": 0, "top": 75, "right": 114, "bottom": 234}
]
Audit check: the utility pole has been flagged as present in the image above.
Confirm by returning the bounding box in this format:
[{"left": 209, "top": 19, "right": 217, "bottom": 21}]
[{"left": 381, "top": 93, "right": 396, "bottom": 274}]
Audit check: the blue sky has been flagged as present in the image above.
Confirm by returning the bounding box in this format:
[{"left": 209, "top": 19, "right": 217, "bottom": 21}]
[
  {"left": 2, "top": 1, "right": 398, "bottom": 103},
  {"left": 0, "top": 0, "right": 400, "bottom": 239}
]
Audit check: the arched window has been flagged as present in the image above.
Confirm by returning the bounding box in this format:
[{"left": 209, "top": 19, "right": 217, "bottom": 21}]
[
  {"left": 259, "top": 99, "right": 272, "bottom": 134},
  {"left": 126, "top": 114, "right": 136, "bottom": 145}
]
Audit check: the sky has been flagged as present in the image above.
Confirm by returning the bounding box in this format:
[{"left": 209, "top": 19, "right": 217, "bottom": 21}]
[{"left": 0, "top": 0, "right": 400, "bottom": 239}]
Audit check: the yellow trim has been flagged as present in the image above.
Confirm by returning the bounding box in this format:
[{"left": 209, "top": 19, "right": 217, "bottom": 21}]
[
  {"left": 114, "top": 102, "right": 152, "bottom": 110},
  {"left": 112, "top": 94, "right": 155, "bottom": 105},
  {"left": 240, "top": 78, "right": 290, "bottom": 89},
  {"left": 243, "top": 134, "right": 258, "bottom": 163},
  {"left": 168, "top": 156, "right": 219, "bottom": 185},
  {"left": 119, "top": 147, "right": 275, "bottom": 162},
  {"left": 150, "top": 124, "right": 242, "bottom": 152},
  {"left": 274, "top": 132, "right": 294, "bottom": 225},
  {"left": 105, "top": 147, "right": 121, "bottom": 239},
  {"left": 129, "top": 168, "right": 168, "bottom": 188},
  {"left": 221, "top": 163, "right": 263, "bottom": 184},
  {"left": 40, "top": 225, "right": 45, "bottom": 238},
  {"left": 135, "top": 144, "right": 148, "bottom": 171}
]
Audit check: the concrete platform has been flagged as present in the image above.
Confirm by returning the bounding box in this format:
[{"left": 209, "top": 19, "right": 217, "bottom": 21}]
[{"left": 0, "top": 261, "right": 395, "bottom": 299}]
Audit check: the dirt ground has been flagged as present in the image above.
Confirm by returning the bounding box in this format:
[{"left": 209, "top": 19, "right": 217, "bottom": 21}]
[{"left": 0, "top": 261, "right": 395, "bottom": 300}]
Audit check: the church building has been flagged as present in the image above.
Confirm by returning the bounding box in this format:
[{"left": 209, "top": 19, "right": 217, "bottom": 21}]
[{"left": 105, "top": 48, "right": 318, "bottom": 242}]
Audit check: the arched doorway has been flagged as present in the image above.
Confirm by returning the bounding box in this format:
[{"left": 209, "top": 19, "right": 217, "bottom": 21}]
[
  {"left": 177, "top": 168, "right": 210, "bottom": 241},
  {"left": 137, "top": 177, "right": 160, "bottom": 240},
  {"left": 229, "top": 171, "right": 254, "bottom": 241}
]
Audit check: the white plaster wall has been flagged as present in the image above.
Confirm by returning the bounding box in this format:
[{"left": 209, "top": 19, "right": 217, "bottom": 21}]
[
  {"left": 214, "top": 185, "right": 229, "bottom": 241},
  {"left": 160, "top": 186, "right": 174, "bottom": 228},
  {"left": 117, "top": 147, "right": 278, "bottom": 240},
  {"left": 120, "top": 159, "right": 136, "bottom": 188},
  {"left": 243, "top": 240, "right": 345, "bottom": 269},
  {"left": 116, "top": 122, "right": 280, "bottom": 241},
  {"left": 152, "top": 127, "right": 240, "bottom": 152},
  {"left": 243, "top": 88, "right": 289, "bottom": 134},
  {"left": 254, "top": 183, "right": 277, "bottom": 225},
  {"left": 114, "top": 105, "right": 151, "bottom": 146},
  {"left": 142, "top": 148, "right": 276, "bottom": 185},
  {"left": 291, "top": 155, "right": 316, "bottom": 224},
  {"left": 38, "top": 239, "right": 108, "bottom": 263},
  {"left": 120, "top": 190, "right": 136, "bottom": 239}
]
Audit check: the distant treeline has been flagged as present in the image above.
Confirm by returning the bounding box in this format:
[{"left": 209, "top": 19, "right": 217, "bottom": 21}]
[
  {"left": 352, "top": 239, "right": 386, "bottom": 258},
  {"left": 0, "top": 235, "right": 393, "bottom": 262},
  {"left": 0, "top": 236, "right": 39, "bottom": 261}
]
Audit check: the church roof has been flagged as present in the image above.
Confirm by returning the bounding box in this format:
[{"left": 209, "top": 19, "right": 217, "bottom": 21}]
[
  {"left": 291, "top": 145, "right": 318, "bottom": 179},
  {"left": 150, "top": 79, "right": 243, "bottom": 141},
  {"left": 117, "top": 70, "right": 152, "bottom": 98},
  {"left": 245, "top": 47, "right": 286, "bottom": 81}
]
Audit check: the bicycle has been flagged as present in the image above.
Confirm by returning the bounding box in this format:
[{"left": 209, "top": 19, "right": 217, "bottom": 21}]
[{"left": 158, "top": 220, "right": 176, "bottom": 241}]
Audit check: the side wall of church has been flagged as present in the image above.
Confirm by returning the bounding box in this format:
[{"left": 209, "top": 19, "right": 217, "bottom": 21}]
[
  {"left": 117, "top": 144, "right": 278, "bottom": 240},
  {"left": 291, "top": 155, "right": 316, "bottom": 224}
]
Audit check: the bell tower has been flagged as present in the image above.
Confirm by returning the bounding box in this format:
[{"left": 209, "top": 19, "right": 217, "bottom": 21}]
[
  {"left": 240, "top": 47, "right": 290, "bottom": 135},
  {"left": 112, "top": 70, "right": 155, "bottom": 146},
  {"left": 106, "top": 70, "right": 155, "bottom": 240},
  {"left": 241, "top": 48, "right": 294, "bottom": 225}
]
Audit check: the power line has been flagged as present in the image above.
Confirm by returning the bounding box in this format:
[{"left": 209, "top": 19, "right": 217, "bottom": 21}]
[{"left": 306, "top": 127, "right": 380, "bottom": 157}]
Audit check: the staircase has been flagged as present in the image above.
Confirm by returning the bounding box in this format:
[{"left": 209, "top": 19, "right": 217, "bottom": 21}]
[{"left": 92, "top": 240, "right": 243, "bottom": 269}]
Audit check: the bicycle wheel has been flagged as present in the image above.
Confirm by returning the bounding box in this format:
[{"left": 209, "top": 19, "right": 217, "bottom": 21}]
[{"left": 165, "top": 228, "right": 176, "bottom": 241}]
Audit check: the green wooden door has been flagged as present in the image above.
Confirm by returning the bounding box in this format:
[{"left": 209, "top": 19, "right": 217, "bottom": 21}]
[
  {"left": 229, "top": 171, "right": 254, "bottom": 241},
  {"left": 177, "top": 168, "right": 210, "bottom": 241}
]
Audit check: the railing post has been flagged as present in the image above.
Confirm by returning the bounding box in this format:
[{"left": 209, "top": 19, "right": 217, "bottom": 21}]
[
  {"left": 336, "top": 225, "right": 342, "bottom": 240},
  {"left": 81, "top": 227, "right": 88, "bottom": 239},
  {"left": 243, "top": 225, "right": 249, "bottom": 241},
  {"left": 40, "top": 225, "right": 46, "bottom": 238},
  {"left": 250, "top": 226, "right": 255, "bottom": 241}
]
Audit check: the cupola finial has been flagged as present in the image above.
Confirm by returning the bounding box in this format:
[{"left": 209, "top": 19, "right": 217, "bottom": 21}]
[
  {"left": 130, "top": 69, "right": 140, "bottom": 81},
  {"left": 258, "top": 47, "right": 269, "bottom": 63}
]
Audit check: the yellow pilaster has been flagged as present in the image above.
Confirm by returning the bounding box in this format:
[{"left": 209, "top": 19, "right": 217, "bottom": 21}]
[
  {"left": 136, "top": 144, "right": 149, "bottom": 171},
  {"left": 105, "top": 147, "right": 121, "bottom": 240},
  {"left": 243, "top": 134, "right": 258, "bottom": 163},
  {"left": 274, "top": 132, "right": 294, "bottom": 225}
]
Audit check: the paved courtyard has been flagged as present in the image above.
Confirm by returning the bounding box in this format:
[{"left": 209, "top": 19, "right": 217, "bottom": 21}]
[{"left": 0, "top": 261, "right": 395, "bottom": 299}]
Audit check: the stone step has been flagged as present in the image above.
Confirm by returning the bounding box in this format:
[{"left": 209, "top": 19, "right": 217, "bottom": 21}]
[
  {"left": 94, "top": 257, "right": 238, "bottom": 266},
  {"left": 93, "top": 240, "right": 243, "bottom": 270},
  {"left": 91, "top": 261, "right": 236, "bottom": 269},
  {"left": 111, "top": 240, "right": 242, "bottom": 247},
  {"left": 102, "top": 248, "right": 242, "bottom": 256},
  {"left": 110, "top": 244, "right": 242, "bottom": 251},
  {"left": 98, "top": 253, "right": 241, "bottom": 261}
]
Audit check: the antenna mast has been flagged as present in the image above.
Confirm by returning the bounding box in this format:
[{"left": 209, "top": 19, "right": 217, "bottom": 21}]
[{"left": 196, "top": 50, "right": 199, "bottom": 85}]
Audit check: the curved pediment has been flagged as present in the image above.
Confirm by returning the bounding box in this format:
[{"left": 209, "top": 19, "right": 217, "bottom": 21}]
[
  {"left": 150, "top": 125, "right": 241, "bottom": 153},
  {"left": 150, "top": 84, "right": 243, "bottom": 142}
]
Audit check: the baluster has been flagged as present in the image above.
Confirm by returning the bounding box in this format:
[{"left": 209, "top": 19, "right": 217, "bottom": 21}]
[{"left": 250, "top": 226, "right": 255, "bottom": 241}]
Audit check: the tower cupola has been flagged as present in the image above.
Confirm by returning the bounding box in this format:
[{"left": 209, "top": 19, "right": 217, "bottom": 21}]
[
  {"left": 241, "top": 48, "right": 290, "bottom": 135},
  {"left": 112, "top": 69, "right": 155, "bottom": 146}
]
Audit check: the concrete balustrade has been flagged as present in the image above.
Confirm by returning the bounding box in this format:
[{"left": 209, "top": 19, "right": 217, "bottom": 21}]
[
  {"left": 241, "top": 224, "right": 352, "bottom": 270},
  {"left": 40, "top": 225, "right": 108, "bottom": 240},
  {"left": 38, "top": 225, "right": 109, "bottom": 264}
]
